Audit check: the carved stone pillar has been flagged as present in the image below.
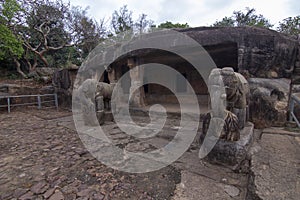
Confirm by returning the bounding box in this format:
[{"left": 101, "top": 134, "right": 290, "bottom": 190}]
[
  {"left": 128, "top": 57, "right": 145, "bottom": 107},
  {"left": 238, "top": 46, "right": 245, "bottom": 72},
  {"left": 107, "top": 66, "right": 117, "bottom": 84}
]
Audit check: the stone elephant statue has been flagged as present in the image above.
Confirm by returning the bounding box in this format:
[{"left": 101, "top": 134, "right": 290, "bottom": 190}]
[
  {"left": 75, "top": 79, "right": 98, "bottom": 126},
  {"left": 202, "top": 67, "right": 249, "bottom": 142},
  {"left": 221, "top": 67, "right": 249, "bottom": 111},
  {"left": 95, "top": 82, "right": 114, "bottom": 110}
]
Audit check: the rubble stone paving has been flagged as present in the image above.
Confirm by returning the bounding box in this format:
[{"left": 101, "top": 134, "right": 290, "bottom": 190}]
[
  {"left": 1, "top": 108, "right": 298, "bottom": 199},
  {"left": 0, "top": 109, "right": 180, "bottom": 200}
]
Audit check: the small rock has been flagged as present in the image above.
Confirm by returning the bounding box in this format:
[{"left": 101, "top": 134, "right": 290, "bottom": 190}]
[
  {"left": 224, "top": 185, "right": 240, "bottom": 197},
  {"left": 13, "top": 188, "right": 28, "bottom": 198},
  {"left": 93, "top": 193, "right": 105, "bottom": 200},
  {"left": 43, "top": 188, "right": 55, "bottom": 199},
  {"left": 52, "top": 167, "right": 60, "bottom": 171},
  {"left": 31, "top": 180, "right": 48, "bottom": 194},
  {"left": 77, "top": 188, "right": 93, "bottom": 197},
  {"left": 221, "top": 178, "right": 228, "bottom": 183},
  {"left": 179, "top": 183, "right": 185, "bottom": 189},
  {"left": 19, "top": 191, "right": 34, "bottom": 200},
  {"left": 270, "top": 71, "right": 278, "bottom": 78},
  {"left": 49, "top": 190, "right": 64, "bottom": 200}
]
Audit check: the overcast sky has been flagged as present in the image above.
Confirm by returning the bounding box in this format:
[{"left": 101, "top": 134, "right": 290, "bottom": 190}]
[{"left": 68, "top": 0, "right": 299, "bottom": 28}]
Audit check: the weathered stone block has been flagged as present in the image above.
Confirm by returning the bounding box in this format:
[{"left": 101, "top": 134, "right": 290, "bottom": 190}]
[{"left": 201, "top": 122, "right": 254, "bottom": 169}]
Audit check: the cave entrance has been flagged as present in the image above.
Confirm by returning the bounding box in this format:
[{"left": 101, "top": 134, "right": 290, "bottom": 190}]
[{"left": 204, "top": 42, "right": 238, "bottom": 71}]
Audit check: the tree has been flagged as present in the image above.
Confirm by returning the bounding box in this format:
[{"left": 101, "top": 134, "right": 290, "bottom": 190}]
[
  {"left": 110, "top": 5, "right": 154, "bottom": 35},
  {"left": 212, "top": 16, "right": 235, "bottom": 27},
  {"left": 0, "top": 0, "right": 25, "bottom": 77},
  {"left": 18, "top": 0, "right": 77, "bottom": 70},
  {"left": 213, "top": 7, "right": 273, "bottom": 28},
  {"left": 0, "top": 0, "right": 105, "bottom": 77},
  {"left": 157, "top": 21, "right": 189, "bottom": 29},
  {"left": 134, "top": 13, "right": 153, "bottom": 33},
  {"left": 70, "top": 6, "right": 107, "bottom": 60},
  {"left": 111, "top": 5, "right": 133, "bottom": 34},
  {"left": 278, "top": 16, "right": 300, "bottom": 37}
]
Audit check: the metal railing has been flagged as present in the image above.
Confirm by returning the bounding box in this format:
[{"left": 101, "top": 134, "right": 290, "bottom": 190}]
[
  {"left": 289, "top": 93, "right": 300, "bottom": 128},
  {"left": 0, "top": 93, "right": 58, "bottom": 113}
]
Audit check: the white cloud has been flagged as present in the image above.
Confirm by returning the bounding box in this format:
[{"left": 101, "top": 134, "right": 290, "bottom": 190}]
[{"left": 67, "top": 0, "right": 299, "bottom": 28}]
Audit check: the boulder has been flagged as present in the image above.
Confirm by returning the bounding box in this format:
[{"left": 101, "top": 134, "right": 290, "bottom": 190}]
[
  {"left": 36, "top": 67, "right": 56, "bottom": 77},
  {"left": 248, "top": 78, "right": 289, "bottom": 128},
  {"left": 52, "top": 69, "right": 72, "bottom": 107},
  {"left": 27, "top": 68, "right": 56, "bottom": 83}
]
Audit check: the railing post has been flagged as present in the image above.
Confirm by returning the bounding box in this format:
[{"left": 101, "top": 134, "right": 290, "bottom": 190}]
[
  {"left": 7, "top": 97, "right": 10, "bottom": 113},
  {"left": 54, "top": 93, "right": 58, "bottom": 109},
  {"left": 289, "top": 94, "right": 300, "bottom": 128},
  {"left": 289, "top": 97, "right": 294, "bottom": 121},
  {"left": 37, "top": 95, "right": 41, "bottom": 109}
]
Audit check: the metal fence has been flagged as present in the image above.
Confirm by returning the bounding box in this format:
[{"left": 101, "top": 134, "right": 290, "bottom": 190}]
[
  {"left": 289, "top": 93, "right": 300, "bottom": 128},
  {"left": 0, "top": 93, "right": 58, "bottom": 113}
]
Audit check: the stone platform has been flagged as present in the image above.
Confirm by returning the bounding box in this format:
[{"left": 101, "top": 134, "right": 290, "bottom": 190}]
[
  {"left": 247, "top": 127, "right": 300, "bottom": 200},
  {"left": 202, "top": 122, "right": 255, "bottom": 170}
]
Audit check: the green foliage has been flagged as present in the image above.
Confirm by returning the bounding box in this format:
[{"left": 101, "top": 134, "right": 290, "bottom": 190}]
[
  {"left": 213, "top": 7, "right": 273, "bottom": 28},
  {"left": 157, "top": 21, "right": 189, "bottom": 29},
  {"left": 213, "top": 16, "right": 235, "bottom": 27},
  {"left": 278, "top": 16, "right": 300, "bottom": 37},
  {"left": 2, "top": 0, "right": 21, "bottom": 20},
  {"left": 0, "top": 24, "right": 23, "bottom": 59},
  {"left": 0, "top": 0, "right": 24, "bottom": 60}
]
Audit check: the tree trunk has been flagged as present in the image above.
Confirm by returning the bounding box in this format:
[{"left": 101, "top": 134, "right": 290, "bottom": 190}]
[
  {"left": 38, "top": 52, "right": 49, "bottom": 67},
  {"left": 25, "top": 56, "right": 38, "bottom": 73},
  {"left": 30, "top": 56, "right": 38, "bottom": 72},
  {"left": 13, "top": 58, "right": 27, "bottom": 78}
]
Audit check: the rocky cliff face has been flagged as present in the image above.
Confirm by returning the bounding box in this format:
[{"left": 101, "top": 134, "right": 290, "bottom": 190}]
[{"left": 180, "top": 26, "right": 299, "bottom": 78}]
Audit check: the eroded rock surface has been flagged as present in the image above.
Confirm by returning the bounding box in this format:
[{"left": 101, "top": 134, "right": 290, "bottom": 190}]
[
  {"left": 248, "top": 78, "right": 290, "bottom": 128},
  {"left": 248, "top": 128, "right": 300, "bottom": 200}
]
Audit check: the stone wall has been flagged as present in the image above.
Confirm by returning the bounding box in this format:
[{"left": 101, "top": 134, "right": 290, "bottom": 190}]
[{"left": 52, "top": 68, "right": 78, "bottom": 108}]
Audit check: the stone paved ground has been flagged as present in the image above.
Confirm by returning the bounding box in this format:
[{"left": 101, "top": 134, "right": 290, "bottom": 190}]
[
  {"left": 0, "top": 108, "right": 180, "bottom": 200},
  {"left": 1, "top": 108, "right": 299, "bottom": 200}
]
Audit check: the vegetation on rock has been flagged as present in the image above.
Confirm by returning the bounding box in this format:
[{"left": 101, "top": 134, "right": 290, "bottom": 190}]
[{"left": 212, "top": 7, "right": 273, "bottom": 28}]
